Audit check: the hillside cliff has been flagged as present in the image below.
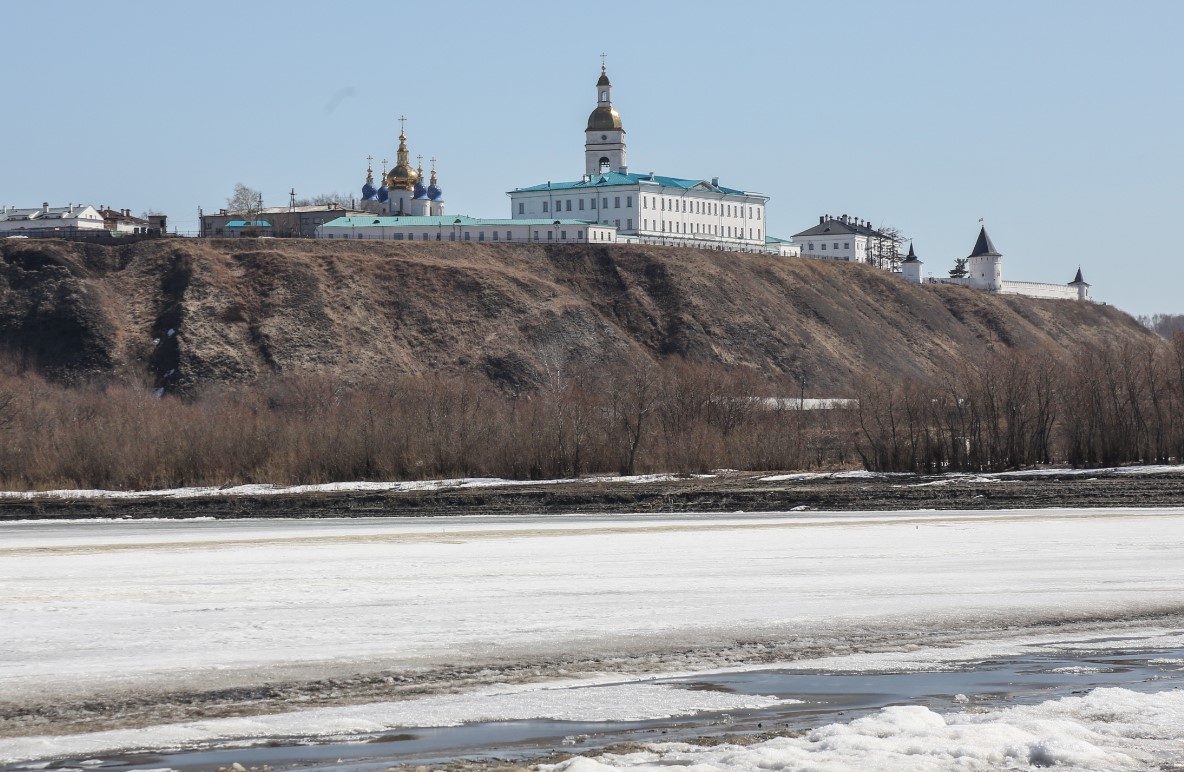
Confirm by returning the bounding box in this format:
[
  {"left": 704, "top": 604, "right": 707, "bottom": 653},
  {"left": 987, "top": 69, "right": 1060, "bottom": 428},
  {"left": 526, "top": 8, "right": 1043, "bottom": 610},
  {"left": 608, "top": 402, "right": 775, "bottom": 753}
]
[{"left": 0, "top": 238, "right": 1150, "bottom": 394}]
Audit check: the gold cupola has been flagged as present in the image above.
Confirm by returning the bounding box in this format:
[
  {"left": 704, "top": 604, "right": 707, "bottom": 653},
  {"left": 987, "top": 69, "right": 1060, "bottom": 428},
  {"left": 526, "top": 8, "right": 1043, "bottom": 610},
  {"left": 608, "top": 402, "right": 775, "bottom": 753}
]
[
  {"left": 386, "top": 124, "right": 420, "bottom": 191},
  {"left": 586, "top": 64, "right": 623, "bottom": 131}
]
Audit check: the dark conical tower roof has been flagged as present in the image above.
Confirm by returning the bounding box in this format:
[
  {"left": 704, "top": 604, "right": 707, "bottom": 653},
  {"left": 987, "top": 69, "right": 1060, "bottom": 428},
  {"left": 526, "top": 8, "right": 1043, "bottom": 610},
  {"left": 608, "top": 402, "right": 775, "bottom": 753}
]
[
  {"left": 969, "top": 226, "right": 1001, "bottom": 258},
  {"left": 903, "top": 242, "right": 920, "bottom": 262},
  {"left": 1070, "top": 267, "right": 1087, "bottom": 285}
]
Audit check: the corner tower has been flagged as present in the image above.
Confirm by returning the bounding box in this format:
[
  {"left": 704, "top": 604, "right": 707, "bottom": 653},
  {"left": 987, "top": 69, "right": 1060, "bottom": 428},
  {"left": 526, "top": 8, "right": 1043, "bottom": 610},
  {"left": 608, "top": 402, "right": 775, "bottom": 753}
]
[
  {"left": 967, "top": 225, "right": 1003, "bottom": 292},
  {"left": 1069, "top": 267, "right": 1090, "bottom": 301},
  {"left": 585, "top": 61, "right": 627, "bottom": 176},
  {"left": 902, "top": 242, "right": 924, "bottom": 285}
]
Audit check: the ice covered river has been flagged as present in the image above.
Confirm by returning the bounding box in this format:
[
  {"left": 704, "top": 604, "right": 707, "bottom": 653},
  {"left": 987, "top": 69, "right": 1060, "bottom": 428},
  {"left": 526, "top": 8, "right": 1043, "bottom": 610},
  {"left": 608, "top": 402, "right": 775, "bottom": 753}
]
[{"left": 3, "top": 507, "right": 1184, "bottom": 769}]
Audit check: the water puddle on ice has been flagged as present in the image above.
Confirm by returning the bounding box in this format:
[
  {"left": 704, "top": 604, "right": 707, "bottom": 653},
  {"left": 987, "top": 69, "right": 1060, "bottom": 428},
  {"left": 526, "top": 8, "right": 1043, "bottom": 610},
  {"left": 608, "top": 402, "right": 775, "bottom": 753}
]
[{"left": 16, "top": 646, "right": 1184, "bottom": 772}]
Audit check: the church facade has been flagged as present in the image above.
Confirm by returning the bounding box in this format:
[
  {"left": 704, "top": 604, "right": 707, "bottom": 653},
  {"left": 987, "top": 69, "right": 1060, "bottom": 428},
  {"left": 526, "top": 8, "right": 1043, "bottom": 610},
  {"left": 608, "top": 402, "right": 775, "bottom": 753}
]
[{"left": 507, "top": 65, "right": 778, "bottom": 254}]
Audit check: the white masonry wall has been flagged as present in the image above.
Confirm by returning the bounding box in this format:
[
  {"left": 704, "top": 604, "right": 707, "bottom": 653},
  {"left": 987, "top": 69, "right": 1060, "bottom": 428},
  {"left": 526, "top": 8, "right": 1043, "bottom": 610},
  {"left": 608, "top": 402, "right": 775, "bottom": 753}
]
[{"left": 1000, "top": 280, "right": 1080, "bottom": 300}]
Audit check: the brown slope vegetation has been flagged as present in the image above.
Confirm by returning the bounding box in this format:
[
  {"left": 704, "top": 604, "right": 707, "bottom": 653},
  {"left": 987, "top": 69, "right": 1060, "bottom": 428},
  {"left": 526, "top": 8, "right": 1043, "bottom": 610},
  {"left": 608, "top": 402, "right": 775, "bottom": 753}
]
[{"left": 0, "top": 238, "right": 1150, "bottom": 393}]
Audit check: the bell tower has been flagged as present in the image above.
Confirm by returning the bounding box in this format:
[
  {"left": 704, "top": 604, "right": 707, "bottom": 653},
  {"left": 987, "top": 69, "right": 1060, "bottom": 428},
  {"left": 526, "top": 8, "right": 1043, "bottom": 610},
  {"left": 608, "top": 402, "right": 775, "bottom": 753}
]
[{"left": 585, "top": 56, "right": 627, "bottom": 176}]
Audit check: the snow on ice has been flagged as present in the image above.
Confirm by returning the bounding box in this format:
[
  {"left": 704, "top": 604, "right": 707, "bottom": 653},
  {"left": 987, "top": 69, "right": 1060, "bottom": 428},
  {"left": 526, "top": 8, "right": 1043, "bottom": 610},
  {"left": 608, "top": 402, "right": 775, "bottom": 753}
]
[
  {"left": 545, "top": 687, "right": 1184, "bottom": 771},
  {"left": 3, "top": 506, "right": 1184, "bottom": 765},
  {"left": 0, "top": 682, "right": 792, "bottom": 764}
]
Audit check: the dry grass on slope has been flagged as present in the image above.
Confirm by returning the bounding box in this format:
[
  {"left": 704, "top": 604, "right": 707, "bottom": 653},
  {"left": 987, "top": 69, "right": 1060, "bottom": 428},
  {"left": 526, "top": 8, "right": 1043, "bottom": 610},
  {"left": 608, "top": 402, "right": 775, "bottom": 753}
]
[{"left": 0, "top": 238, "right": 1152, "bottom": 394}]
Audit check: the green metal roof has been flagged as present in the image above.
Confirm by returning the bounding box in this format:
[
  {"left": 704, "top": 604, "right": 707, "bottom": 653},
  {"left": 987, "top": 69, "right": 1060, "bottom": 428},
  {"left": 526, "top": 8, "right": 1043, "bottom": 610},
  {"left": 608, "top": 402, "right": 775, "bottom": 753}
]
[
  {"left": 510, "top": 172, "right": 763, "bottom": 198},
  {"left": 320, "top": 216, "right": 606, "bottom": 228},
  {"left": 764, "top": 235, "right": 793, "bottom": 244},
  {"left": 225, "top": 220, "right": 271, "bottom": 227}
]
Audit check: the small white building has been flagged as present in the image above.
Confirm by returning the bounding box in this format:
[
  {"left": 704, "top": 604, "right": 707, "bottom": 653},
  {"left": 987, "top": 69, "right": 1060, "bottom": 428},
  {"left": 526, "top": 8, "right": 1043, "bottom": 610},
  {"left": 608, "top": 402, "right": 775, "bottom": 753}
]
[
  {"left": 316, "top": 215, "right": 618, "bottom": 244},
  {"left": 97, "top": 207, "right": 150, "bottom": 235},
  {"left": 764, "top": 235, "right": 801, "bottom": 257},
  {"left": 792, "top": 214, "right": 898, "bottom": 265},
  {"left": 0, "top": 203, "right": 106, "bottom": 235},
  {"left": 507, "top": 65, "right": 783, "bottom": 254}
]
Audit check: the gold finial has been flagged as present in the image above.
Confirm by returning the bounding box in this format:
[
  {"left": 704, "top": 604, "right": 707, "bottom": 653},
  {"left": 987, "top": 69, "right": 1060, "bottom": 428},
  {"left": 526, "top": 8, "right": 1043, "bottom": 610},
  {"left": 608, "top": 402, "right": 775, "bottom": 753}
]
[
  {"left": 430, "top": 156, "right": 438, "bottom": 185},
  {"left": 416, "top": 154, "right": 424, "bottom": 176},
  {"left": 398, "top": 115, "right": 407, "bottom": 139},
  {"left": 365, "top": 154, "right": 374, "bottom": 185},
  {"left": 600, "top": 52, "right": 607, "bottom": 72},
  {"left": 381, "top": 158, "right": 388, "bottom": 178}
]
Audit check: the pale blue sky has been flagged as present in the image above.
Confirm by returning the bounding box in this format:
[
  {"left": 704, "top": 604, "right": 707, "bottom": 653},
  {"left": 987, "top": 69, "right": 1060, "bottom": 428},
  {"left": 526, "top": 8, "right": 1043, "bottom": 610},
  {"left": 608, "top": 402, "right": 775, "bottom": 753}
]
[{"left": 4, "top": 0, "right": 1181, "bottom": 316}]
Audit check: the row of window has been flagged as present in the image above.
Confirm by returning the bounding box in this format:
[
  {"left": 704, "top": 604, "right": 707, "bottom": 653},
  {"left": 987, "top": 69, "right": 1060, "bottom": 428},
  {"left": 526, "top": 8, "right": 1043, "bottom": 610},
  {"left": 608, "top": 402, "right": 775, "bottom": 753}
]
[
  {"left": 807, "top": 242, "right": 851, "bottom": 251},
  {"left": 534, "top": 194, "right": 635, "bottom": 214},
  {"left": 641, "top": 219, "right": 761, "bottom": 239},
  {"left": 642, "top": 196, "right": 760, "bottom": 220},
  {"left": 325, "top": 229, "right": 612, "bottom": 242},
  {"left": 522, "top": 196, "right": 762, "bottom": 221}
]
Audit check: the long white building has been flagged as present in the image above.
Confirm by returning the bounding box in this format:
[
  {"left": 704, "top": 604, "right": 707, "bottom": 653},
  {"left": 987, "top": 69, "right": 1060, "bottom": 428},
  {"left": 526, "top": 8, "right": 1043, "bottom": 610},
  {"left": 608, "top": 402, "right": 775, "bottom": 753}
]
[
  {"left": 0, "top": 203, "right": 105, "bottom": 235},
  {"left": 317, "top": 215, "right": 617, "bottom": 244},
  {"left": 507, "top": 65, "right": 779, "bottom": 254}
]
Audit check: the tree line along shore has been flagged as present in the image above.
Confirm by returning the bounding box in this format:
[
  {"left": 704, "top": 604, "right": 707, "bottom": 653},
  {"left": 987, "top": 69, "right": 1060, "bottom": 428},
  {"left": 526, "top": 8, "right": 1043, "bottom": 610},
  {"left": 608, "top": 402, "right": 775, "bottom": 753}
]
[{"left": 0, "top": 333, "right": 1182, "bottom": 493}]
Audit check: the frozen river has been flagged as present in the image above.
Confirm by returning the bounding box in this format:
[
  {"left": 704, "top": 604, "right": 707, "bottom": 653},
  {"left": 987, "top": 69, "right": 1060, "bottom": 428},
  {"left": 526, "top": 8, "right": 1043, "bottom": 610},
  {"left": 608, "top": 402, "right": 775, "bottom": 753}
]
[{"left": 3, "top": 507, "right": 1184, "bottom": 769}]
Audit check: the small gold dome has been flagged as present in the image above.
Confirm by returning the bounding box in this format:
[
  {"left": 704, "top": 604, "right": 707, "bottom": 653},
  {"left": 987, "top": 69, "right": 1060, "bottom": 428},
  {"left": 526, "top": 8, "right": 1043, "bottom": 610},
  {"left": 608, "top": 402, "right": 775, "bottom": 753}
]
[{"left": 587, "top": 105, "right": 622, "bottom": 131}]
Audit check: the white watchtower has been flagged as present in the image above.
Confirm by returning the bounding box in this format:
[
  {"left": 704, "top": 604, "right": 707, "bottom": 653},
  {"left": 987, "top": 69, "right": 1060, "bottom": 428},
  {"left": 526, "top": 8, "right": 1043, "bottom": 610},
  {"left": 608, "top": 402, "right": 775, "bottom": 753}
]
[
  {"left": 1069, "top": 267, "right": 1091, "bottom": 301},
  {"left": 901, "top": 242, "right": 924, "bottom": 284},
  {"left": 967, "top": 225, "right": 1003, "bottom": 292}
]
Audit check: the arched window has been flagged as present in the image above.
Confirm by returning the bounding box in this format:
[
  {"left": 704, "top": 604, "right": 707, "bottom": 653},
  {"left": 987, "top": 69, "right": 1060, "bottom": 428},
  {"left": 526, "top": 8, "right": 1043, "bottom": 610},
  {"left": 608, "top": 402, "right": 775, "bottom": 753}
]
[
  {"left": 599, "top": 157, "right": 611, "bottom": 173},
  {"left": 600, "top": 90, "right": 608, "bottom": 102}
]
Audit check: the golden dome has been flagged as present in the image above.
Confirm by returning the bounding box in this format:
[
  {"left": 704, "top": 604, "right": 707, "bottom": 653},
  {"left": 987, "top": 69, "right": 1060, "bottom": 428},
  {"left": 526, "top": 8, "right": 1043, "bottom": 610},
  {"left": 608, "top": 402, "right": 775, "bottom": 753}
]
[
  {"left": 587, "top": 105, "right": 622, "bottom": 131},
  {"left": 386, "top": 129, "right": 419, "bottom": 190},
  {"left": 386, "top": 163, "right": 418, "bottom": 190}
]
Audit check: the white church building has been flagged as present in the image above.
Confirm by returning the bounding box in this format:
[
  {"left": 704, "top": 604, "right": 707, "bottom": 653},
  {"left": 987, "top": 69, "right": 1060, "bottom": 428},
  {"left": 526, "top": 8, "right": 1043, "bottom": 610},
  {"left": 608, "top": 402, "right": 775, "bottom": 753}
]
[
  {"left": 356, "top": 120, "right": 446, "bottom": 217},
  {"left": 507, "top": 64, "right": 786, "bottom": 255}
]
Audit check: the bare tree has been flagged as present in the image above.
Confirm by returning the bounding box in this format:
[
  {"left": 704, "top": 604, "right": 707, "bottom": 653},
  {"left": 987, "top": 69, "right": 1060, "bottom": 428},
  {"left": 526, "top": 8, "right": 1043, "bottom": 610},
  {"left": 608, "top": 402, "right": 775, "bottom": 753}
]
[
  {"left": 1137, "top": 313, "right": 1184, "bottom": 338},
  {"left": 227, "top": 183, "right": 262, "bottom": 214},
  {"left": 868, "top": 226, "right": 905, "bottom": 272},
  {"left": 294, "top": 192, "right": 352, "bottom": 208}
]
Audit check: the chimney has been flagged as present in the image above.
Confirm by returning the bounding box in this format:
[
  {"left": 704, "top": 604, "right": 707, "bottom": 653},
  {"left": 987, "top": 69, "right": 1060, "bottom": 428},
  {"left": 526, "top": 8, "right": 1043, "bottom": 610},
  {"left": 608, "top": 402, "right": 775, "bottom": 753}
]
[
  {"left": 819, "top": 215, "right": 825, "bottom": 224},
  {"left": 711, "top": 177, "right": 719, "bottom": 187}
]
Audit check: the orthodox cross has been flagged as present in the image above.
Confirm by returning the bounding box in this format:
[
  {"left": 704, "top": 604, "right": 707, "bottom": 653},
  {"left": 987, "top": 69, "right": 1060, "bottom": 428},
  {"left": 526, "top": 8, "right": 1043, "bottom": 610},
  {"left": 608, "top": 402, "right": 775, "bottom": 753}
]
[
  {"left": 366, "top": 154, "right": 373, "bottom": 167},
  {"left": 600, "top": 52, "right": 607, "bottom": 69},
  {"left": 417, "top": 154, "right": 423, "bottom": 168},
  {"left": 398, "top": 115, "right": 407, "bottom": 134}
]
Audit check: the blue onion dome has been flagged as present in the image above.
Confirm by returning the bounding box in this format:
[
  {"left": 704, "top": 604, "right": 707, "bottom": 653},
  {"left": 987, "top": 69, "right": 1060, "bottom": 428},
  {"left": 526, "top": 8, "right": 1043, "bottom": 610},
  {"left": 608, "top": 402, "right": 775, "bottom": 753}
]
[
  {"left": 413, "top": 181, "right": 429, "bottom": 200},
  {"left": 361, "top": 181, "right": 378, "bottom": 200},
  {"left": 428, "top": 185, "right": 443, "bottom": 201},
  {"left": 377, "top": 186, "right": 389, "bottom": 203}
]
